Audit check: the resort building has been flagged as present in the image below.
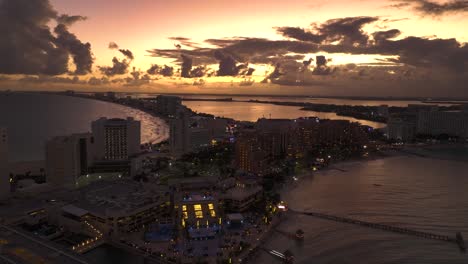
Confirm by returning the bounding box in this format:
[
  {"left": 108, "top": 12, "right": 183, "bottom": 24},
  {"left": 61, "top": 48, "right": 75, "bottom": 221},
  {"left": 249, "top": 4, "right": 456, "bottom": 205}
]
[
  {"left": 155, "top": 95, "right": 182, "bottom": 117},
  {"left": 221, "top": 178, "right": 263, "bottom": 212},
  {"left": 387, "top": 115, "right": 417, "bottom": 142},
  {"left": 58, "top": 180, "right": 170, "bottom": 236},
  {"left": 169, "top": 107, "right": 192, "bottom": 156},
  {"left": 417, "top": 111, "right": 468, "bottom": 138},
  {"left": 91, "top": 117, "right": 141, "bottom": 162},
  {"left": 175, "top": 192, "right": 221, "bottom": 240},
  {"left": 235, "top": 129, "right": 269, "bottom": 175}
]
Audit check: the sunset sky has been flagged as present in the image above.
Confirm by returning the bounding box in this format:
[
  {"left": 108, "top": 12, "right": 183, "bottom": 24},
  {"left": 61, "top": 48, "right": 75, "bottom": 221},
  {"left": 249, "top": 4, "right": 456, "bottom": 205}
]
[{"left": 0, "top": 0, "right": 467, "bottom": 97}]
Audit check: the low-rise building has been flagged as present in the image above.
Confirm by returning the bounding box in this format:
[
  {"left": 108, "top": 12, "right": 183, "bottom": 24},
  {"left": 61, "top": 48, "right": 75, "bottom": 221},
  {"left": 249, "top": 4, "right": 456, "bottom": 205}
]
[
  {"left": 221, "top": 178, "right": 262, "bottom": 212},
  {"left": 58, "top": 180, "right": 170, "bottom": 237},
  {"left": 175, "top": 192, "right": 221, "bottom": 239}
]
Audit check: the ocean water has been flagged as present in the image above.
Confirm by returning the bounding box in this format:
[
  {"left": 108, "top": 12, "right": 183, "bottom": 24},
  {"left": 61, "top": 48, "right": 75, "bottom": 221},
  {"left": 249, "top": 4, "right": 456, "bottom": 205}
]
[
  {"left": 255, "top": 153, "right": 468, "bottom": 264},
  {"left": 124, "top": 93, "right": 460, "bottom": 107},
  {"left": 182, "top": 100, "right": 386, "bottom": 128},
  {"left": 0, "top": 93, "right": 169, "bottom": 161}
]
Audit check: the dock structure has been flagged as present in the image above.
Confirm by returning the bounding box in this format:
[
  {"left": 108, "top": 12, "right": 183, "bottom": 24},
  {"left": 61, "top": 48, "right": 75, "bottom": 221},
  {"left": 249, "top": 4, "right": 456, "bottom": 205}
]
[
  {"left": 289, "top": 209, "right": 465, "bottom": 252},
  {"left": 259, "top": 247, "right": 294, "bottom": 263}
]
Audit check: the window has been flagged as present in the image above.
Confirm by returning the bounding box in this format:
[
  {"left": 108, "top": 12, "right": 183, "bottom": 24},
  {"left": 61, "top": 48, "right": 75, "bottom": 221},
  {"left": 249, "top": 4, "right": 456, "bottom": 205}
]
[
  {"left": 182, "top": 205, "right": 187, "bottom": 211},
  {"left": 182, "top": 211, "right": 188, "bottom": 219},
  {"left": 210, "top": 210, "right": 216, "bottom": 218},
  {"left": 208, "top": 203, "right": 214, "bottom": 210},
  {"left": 195, "top": 211, "right": 203, "bottom": 219},
  {"left": 193, "top": 204, "right": 202, "bottom": 211}
]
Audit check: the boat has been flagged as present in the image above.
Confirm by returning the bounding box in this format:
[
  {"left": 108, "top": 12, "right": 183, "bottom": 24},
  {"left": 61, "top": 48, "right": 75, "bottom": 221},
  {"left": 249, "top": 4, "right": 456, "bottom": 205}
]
[
  {"left": 295, "top": 229, "right": 304, "bottom": 240},
  {"left": 283, "top": 250, "right": 295, "bottom": 263}
]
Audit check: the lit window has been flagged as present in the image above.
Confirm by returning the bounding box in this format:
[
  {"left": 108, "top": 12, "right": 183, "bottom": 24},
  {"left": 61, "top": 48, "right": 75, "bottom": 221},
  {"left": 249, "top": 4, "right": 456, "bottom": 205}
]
[
  {"left": 210, "top": 210, "right": 216, "bottom": 218},
  {"left": 195, "top": 211, "right": 203, "bottom": 219},
  {"left": 193, "top": 204, "right": 202, "bottom": 211},
  {"left": 208, "top": 204, "right": 214, "bottom": 210},
  {"left": 182, "top": 211, "right": 188, "bottom": 219},
  {"left": 182, "top": 205, "right": 187, "bottom": 211}
]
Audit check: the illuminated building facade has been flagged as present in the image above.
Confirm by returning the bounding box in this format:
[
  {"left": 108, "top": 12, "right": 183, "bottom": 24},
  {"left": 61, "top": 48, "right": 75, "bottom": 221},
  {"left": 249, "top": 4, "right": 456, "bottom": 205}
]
[{"left": 175, "top": 193, "right": 221, "bottom": 239}]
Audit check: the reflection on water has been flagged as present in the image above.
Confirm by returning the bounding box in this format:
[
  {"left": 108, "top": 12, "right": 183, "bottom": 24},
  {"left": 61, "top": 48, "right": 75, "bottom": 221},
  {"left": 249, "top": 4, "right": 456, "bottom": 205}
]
[
  {"left": 183, "top": 101, "right": 386, "bottom": 128},
  {"left": 129, "top": 93, "right": 459, "bottom": 107},
  {"left": 0, "top": 93, "right": 168, "bottom": 161},
  {"left": 256, "top": 154, "right": 468, "bottom": 264}
]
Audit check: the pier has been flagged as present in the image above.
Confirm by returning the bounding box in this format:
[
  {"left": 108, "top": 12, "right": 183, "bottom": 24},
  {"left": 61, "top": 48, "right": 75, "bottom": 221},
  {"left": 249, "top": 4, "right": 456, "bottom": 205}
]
[
  {"left": 259, "top": 247, "right": 294, "bottom": 263},
  {"left": 289, "top": 209, "right": 466, "bottom": 252}
]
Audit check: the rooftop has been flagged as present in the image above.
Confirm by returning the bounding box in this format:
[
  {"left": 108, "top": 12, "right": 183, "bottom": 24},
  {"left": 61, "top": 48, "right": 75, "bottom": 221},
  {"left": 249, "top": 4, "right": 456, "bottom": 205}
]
[{"left": 74, "top": 180, "right": 168, "bottom": 217}]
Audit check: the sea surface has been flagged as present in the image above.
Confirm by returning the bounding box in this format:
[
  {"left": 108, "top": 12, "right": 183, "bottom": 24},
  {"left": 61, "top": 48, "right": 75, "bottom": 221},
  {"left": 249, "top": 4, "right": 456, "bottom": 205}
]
[
  {"left": 0, "top": 93, "right": 169, "bottom": 162},
  {"left": 255, "top": 148, "right": 468, "bottom": 264},
  {"left": 182, "top": 100, "right": 386, "bottom": 128},
  {"left": 124, "top": 93, "right": 461, "bottom": 107}
]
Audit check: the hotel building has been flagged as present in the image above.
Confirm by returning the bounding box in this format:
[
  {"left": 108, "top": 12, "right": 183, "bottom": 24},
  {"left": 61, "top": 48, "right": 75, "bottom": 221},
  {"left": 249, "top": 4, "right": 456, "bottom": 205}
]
[
  {"left": 221, "top": 178, "right": 263, "bottom": 212},
  {"left": 91, "top": 117, "right": 141, "bottom": 162},
  {"left": 46, "top": 133, "right": 94, "bottom": 188},
  {"left": 175, "top": 192, "right": 221, "bottom": 239},
  {"left": 155, "top": 95, "right": 182, "bottom": 117},
  {"left": 417, "top": 111, "right": 468, "bottom": 138}
]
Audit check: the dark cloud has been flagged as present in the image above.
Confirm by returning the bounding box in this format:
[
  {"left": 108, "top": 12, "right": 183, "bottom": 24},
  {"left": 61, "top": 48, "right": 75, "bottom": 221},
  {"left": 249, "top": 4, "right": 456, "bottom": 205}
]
[
  {"left": 118, "top": 49, "right": 134, "bottom": 60},
  {"left": 18, "top": 75, "right": 82, "bottom": 84},
  {"left": 372, "top": 29, "right": 401, "bottom": 43},
  {"left": 276, "top": 27, "right": 323, "bottom": 43},
  {"left": 181, "top": 54, "right": 193, "bottom": 78},
  {"left": 88, "top": 77, "right": 110, "bottom": 86},
  {"left": 126, "top": 68, "right": 149, "bottom": 86},
  {"left": 56, "top": 14, "right": 87, "bottom": 26},
  {"left": 108, "top": 42, "right": 119, "bottom": 49},
  {"left": 159, "top": 65, "right": 175, "bottom": 77},
  {"left": 303, "top": 58, "right": 313, "bottom": 67},
  {"left": 213, "top": 50, "right": 249, "bottom": 76},
  {"left": 146, "top": 64, "right": 160, "bottom": 75},
  {"left": 169, "top": 37, "right": 200, "bottom": 48},
  {"left": 108, "top": 42, "right": 134, "bottom": 60},
  {"left": 99, "top": 43, "right": 134, "bottom": 76},
  {"left": 54, "top": 24, "right": 94, "bottom": 75},
  {"left": 0, "top": 0, "right": 93, "bottom": 75},
  {"left": 149, "top": 16, "right": 468, "bottom": 86},
  {"left": 98, "top": 57, "right": 130, "bottom": 76},
  {"left": 263, "top": 63, "right": 284, "bottom": 83},
  {"left": 190, "top": 66, "right": 209, "bottom": 78},
  {"left": 312, "top": 55, "right": 334, "bottom": 75},
  {"left": 392, "top": 0, "right": 468, "bottom": 16},
  {"left": 245, "top": 68, "right": 255, "bottom": 76},
  {"left": 277, "top": 16, "right": 379, "bottom": 46},
  {"left": 149, "top": 38, "right": 317, "bottom": 66}
]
